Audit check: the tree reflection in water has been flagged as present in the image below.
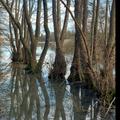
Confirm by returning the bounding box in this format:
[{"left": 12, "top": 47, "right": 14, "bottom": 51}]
[{"left": 0, "top": 63, "right": 115, "bottom": 120}]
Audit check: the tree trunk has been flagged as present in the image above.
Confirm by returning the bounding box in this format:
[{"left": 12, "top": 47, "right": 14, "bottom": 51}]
[
  {"left": 83, "top": 0, "right": 88, "bottom": 37},
  {"left": 49, "top": 0, "right": 70, "bottom": 80},
  {"left": 23, "top": 0, "right": 41, "bottom": 70},
  {"left": 93, "top": 0, "right": 100, "bottom": 60},
  {"left": 60, "top": 0, "right": 70, "bottom": 45},
  {"left": 60, "top": 0, "right": 97, "bottom": 88},
  {"left": 7, "top": 0, "right": 23, "bottom": 62},
  {"left": 36, "top": 0, "right": 50, "bottom": 71},
  {"left": 105, "top": 0, "right": 109, "bottom": 47},
  {"left": 90, "top": 0, "right": 95, "bottom": 57},
  {"left": 102, "top": 0, "right": 115, "bottom": 92},
  {"left": 68, "top": 0, "right": 83, "bottom": 82}
]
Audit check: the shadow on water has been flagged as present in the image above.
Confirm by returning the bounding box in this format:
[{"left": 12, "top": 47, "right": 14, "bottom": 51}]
[{"left": 0, "top": 63, "right": 115, "bottom": 120}]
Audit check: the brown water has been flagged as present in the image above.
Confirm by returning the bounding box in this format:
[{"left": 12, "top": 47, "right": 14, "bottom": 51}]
[{"left": 0, "top": 41, "right": 115, "bottom": 120}]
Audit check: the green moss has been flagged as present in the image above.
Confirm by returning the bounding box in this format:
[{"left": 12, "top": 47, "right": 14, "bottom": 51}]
[
  {"left": 82, "top": 75, "right": 84, "bottom": 79},
  {"left": 26, "top": 47, "right": 31, "bottom": 55}
]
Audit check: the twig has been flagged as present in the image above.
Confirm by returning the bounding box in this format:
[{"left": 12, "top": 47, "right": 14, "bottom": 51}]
[
  {"left": 103, "top": 97, "right": 116, "bottom": 118},
  {"left": 59, "top": 79, "right": 66, "bottom": 87}
]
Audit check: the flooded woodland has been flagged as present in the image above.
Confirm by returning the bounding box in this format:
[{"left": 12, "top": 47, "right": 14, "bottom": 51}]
[
  {"left": 0, "top": 41, "right": 115, "bottom": 120},
  {"left": 0, "top": 0, "right": 116, "bottom": 119}
]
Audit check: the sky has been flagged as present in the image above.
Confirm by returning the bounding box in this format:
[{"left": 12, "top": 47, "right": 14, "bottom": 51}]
[{"left": 0, "top": 0, "right": 112, "bottom": 38}]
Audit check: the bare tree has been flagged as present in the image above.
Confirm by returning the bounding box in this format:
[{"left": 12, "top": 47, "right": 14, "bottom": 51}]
[
  {"left": 0, "top": 0, "right": 51, "bottom": 72},
  {"left": 6, "top": 0, "right": 23, "bottom": 62},
  {"left": 60, "top": 0, "right": 97, "bottom": 88},
  {"left": 36, "top": 0, "right": 50, "bottom": 71},
  {"left": 49, "top": 0, "right": 70, "bottom": 79},
  {"left": 68, "top": 0, "right": 83, "bottom": 82}
]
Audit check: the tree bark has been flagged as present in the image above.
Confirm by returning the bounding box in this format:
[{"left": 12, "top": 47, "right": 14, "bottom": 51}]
[
  {"left": 36, "top": 0, "right": 50, "bottom": 71},
  {"left": 83, "top": 0, "right": 88, "bottom": 37},
  {"left": 105, "top": 0, "right": 109, "bottom": 47},
  {"left": 90, "top": 0, "right": 95, "bottom": 57},
  {"left": 103, "top": 0, "right": 115, "bottom": 78},
  {"left": 93, "top": 0, "right": 100, "bottom": 60},
  {"left": 60, "top": 0, "right": 97, "bottom": 89},
  {"left": 60, "top": 0, "right": 70, "bottom": 45},
  {"left": 49, "top": 0, "right": 70, "bottom": 80},
  {"left": 68, "top": 0, "right": 83, "bottom": 82}
]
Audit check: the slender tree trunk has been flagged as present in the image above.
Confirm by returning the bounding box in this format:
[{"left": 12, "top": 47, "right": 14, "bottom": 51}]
[
  {"left": 36, "top": 0, "right": 50, "bottom": 71},
  {"left": 93, "top": 0, "right": 100, "bottom": 60},
  {"left": 23, "top": 10, "right": 29, "bottom": 64},
  {"left": 90, "top": 0, "right": 95, "bottom": 57},
  {"left": 60, "top": 0, "right": 70, "bottom": 45},
  {"left": 57, "top": 0, "right": 61, "bottom": 39},
  {"left": 105, "top": 0, "right": 109, "bottom": 47}
]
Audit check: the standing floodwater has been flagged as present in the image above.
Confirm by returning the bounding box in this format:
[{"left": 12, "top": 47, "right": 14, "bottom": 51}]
[{"left": 0, "top": 42, "right": 115, "bottom": 120}]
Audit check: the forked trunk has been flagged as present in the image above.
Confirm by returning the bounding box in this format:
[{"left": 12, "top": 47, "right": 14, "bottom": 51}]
[{"left": 49, "top": 0, "right": 70, "bottom": 80}]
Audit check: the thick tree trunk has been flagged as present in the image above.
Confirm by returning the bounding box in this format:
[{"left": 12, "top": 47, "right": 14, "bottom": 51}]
[
  {"left": 60, "top": 0, "right": 97, "bottom": 88},
  {"left": 68, "top": 39, "right": 83, "bottom": 82},
  {"left": 49, "top": 46, "right": 66, "bottom": 79},
  {"left": 49, "top": 0, "right": 70, "bottom": 80},
  {"left": 68, "top": 0, "right": 83, "bottom": 82},
  {"left": 83, "top": 0, "right": 88, "bottom": 37}
]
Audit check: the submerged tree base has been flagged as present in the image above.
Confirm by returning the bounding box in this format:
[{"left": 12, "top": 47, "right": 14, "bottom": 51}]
[
  {"left": 48, "top": 51, "right": 67, "bottom": 80},
  {"left": 48, "top": 69, "right": 65, "bottom": 80}
]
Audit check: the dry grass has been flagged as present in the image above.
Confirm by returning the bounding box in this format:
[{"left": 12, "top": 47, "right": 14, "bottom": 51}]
[{"left": 63, "top": 39, "right": 75, "bottom": 54}]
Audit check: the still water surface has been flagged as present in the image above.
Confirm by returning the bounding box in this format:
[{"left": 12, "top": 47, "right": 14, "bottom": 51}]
[{"left": 0, "top": 41, "right": 115, "bottom": 120}]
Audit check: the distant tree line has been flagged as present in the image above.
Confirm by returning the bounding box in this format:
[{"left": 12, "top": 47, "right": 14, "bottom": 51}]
[{"left": 40, "top": 30, "right": 75, "bottom": 42}]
